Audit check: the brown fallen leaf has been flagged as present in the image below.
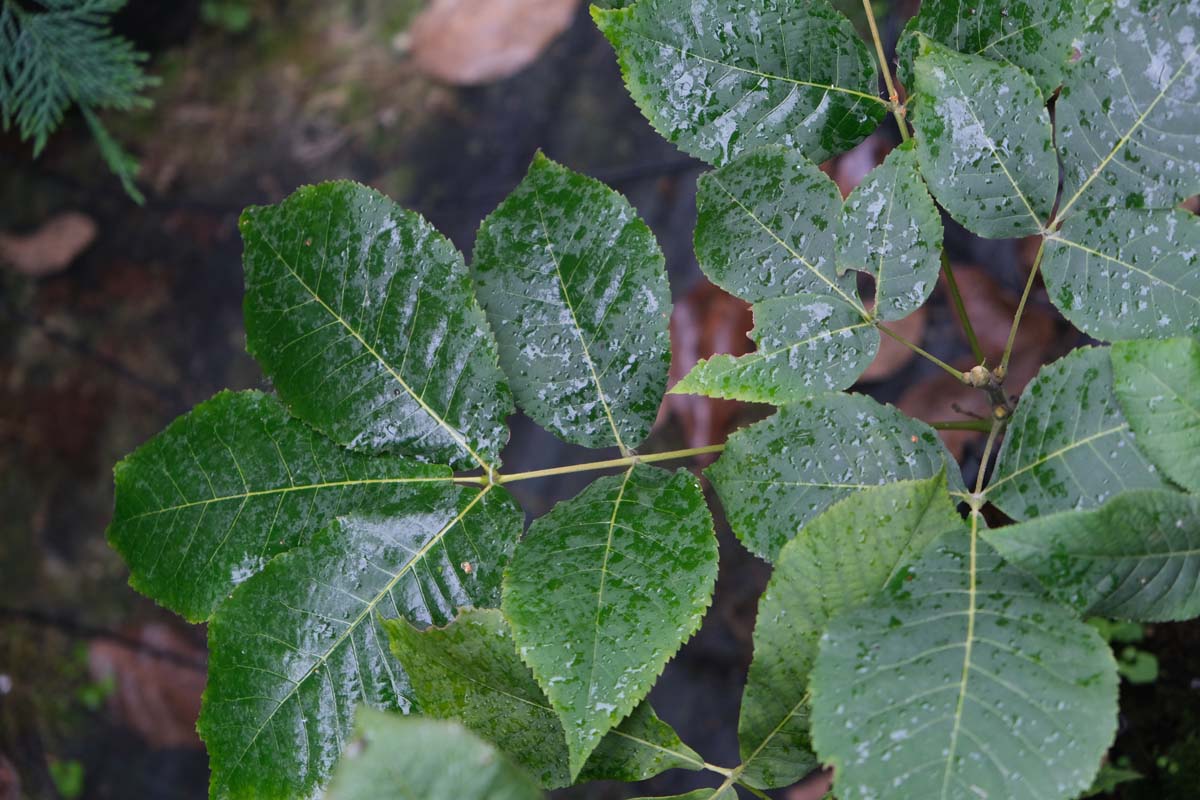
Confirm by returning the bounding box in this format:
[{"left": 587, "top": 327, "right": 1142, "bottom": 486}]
[
  {"left": 825, "top": 133, "right": 890, "bottom": 198},
  {"left": 785, "top": 767, "right": 833, "bottom": 800},
  {"left": 858, "top": 302, "right": 927, "bottom": 383},
  {"left": 946, "top": 263, "right": 1056, "bottom": 362},
  {"left": 0, "top": 213, "right": 97, "bottom": 278},
  {"left": 0, "top": 754, "right": 18, "bottom": 800},
  {"left": 408, "top": 0, "right": 579, "bottom": 86}
]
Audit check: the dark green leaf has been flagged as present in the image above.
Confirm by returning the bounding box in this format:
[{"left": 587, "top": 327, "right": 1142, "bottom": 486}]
[
  {"left": 739, "top": 475, "right": 964, "bottom": 789},
  {"left": 669, "top": 293, "right": 878, "bottom": 402},
  {"left": 241, "top": 180, "right": 512, "bottom": 470},
  {"left": 198, "top": 484, "right": 523, "bottom": 800},
  {"left": 1112, "top": 337, "right": 1200, "bottom": 491},
  {"left": 472, "top": 153, "right": 669, "bottom": 451},
  {"left": 707, "top": 394, "right": 964, "bottom": 562},
  {"left": 985, "top": 489, "right": 1200, "bottom": 622},
  {"left": 1042, "top": 208, "right": 1200, "bottom": 341},
  {"left": 502, "top": 464, "right": 718, "bottom": 777},
  {"left": 108, "top": 390, "right": 452, "bottom": 622},
  {"left": 910, "top": 38, "right": 1057, "bottom": 238},
  {"left": 1080, "top": 764, "right": 1142, "bottom": 798},
  {"left": 837, "top": 145, "right": 944, "bottom": 321},
  {"left": 385, "top": 608, "right": 703, "bottom": 788},
  {"left": 592, "top": 0, "right": 886, "bottom": 165},
  {"left": 325, "top": 710, "right": 542, "bottom": 800},
  {"left": 987, "top": 346, "right": 1169, "bottom": 521},
  {"left": 810, "top": 524, "right": 1119, "bottom": 800}
]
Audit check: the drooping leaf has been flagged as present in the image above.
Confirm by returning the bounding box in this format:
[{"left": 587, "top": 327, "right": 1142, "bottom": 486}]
[
  {"left": 1112, "top": 337, "right": 1200, "bottom": 491},
  {"left": 1080, "top": 764, "right": 1143, "bottom": 798},
  {"left": 592, "top": 0, "right": 886, "bottom": 165},
  {"left": 910, "top": 38, "right": 1057, "bottom": 238},
  {"left": 241, "top": 180, "right": 512, "bottom": 470},
  {"left": 385, "top": 608, "right": 702, "bottom": 788},
  {"left": 837, "top": 145, "right": 944, "bottom": 321},
  {"left": 693, "top": 145, "right": 857, "bottom": 305},
  {"left": 738, "top": 475, "right": 964, "bottom": 789},
  {"left": 325, "top": 710, "right": 542, "bottom": 800},
  {"left": 1042, "top": 208, "right": 1200, "bottom": 341},
  {"left": 198, "top": 484, "right": 523, "bottom": 800},
  {"left": 472, "top": 153, "right": 670, "bottom": 451},
  {"left": 810, "top": 523, "right": 1119, "bottom": 800},
  {"left": 107, "top": 390, "right": 452, "bottom": 622},
  {"left": 985, "top": 489, "right": 1200, "bottom": 622},
  {"left": 986, "top": 346, "right": 1169, "bottom": 521},
  {"left": 669, "top": 293, "right": 878, "bottom": 403},
  {"left": 707, "top": 393, "right": 965, "bottom": 562},
  {"left": 1053, "top": 0, "right": 1200, "bottom": 220},
  {"left": 896, "top": 0, "right": 1086, "bottom": 94},
  {"left": 502, "top": 464, "right": 718, "bottom": 777}
]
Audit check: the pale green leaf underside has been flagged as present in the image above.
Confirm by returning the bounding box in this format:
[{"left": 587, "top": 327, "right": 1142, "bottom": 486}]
[
  {"left": 592, "top": 0, "right": 885, "bottom": 166},
  {"left": 670, "top": 293, "right": 878, "bottom": 403},
  {"left": 986, "top": 489, "right": 1200, "bottom": 622},
  {"left": 1042, "top": 209, "right": 1200, "bottom": 342},
  {"left": 473, "top": 153, "right": 670, "bottom": 451},
  {"left": 241, "top": 180, "right": 512, "bottom": 470},
  {"left": 324, "top": 710, "right": 541, "bottom": 800},
  {"left": 987, "top": 346, "right": 1169, "bottom": 521},
  {"left": 708, "top": 394, "right": 965, "bottom": 562},
  {"left": 198, "top": 484, "right": 522, "bottom": 800},
  {"left": 502, "top": 464, "right": 718, "bottom": 777},
  {"left": 810, "top": 527, "right": 1119, "bottom": 800},
  {"left": 911, "top": 39, "right": 1057, "bottom": 239},
  {"left": 837, "top": 145, "right": 944, "bottom": 321},
  {"left": 694, "top": 144, "right": 856, "bottom": 306},
  {"left": 1054, "top": 0, "right": 1200, "bottom": 219},
  {"left": 738, "top": 475, "right": 964, "bottom": 789},
  {"left": 386, "top": 609, "right": 702, "bottom": 789},
  {"left": 1112, "top": 337, "right": 1200, "bottom": 492},
  {"left": 108, "top": 390, "right": 451, "bottom": 622}
]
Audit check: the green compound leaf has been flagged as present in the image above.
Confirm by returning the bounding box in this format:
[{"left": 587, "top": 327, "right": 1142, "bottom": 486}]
[
  {"left": 670, "top": 293, "right": 878, "bottom": 403},
  {"left": 985, "top": 489, "right": 1200, "bottom": 623},
  {"left": 693, "top": 145, "right": 856, "bottom": 305},
  {"left": 107, "top": 390, "right": 452, "bottom": 622},
  {"left": 707, "top": 393, "right": 965, "bottom": 562},
  {"left": 1042, "top": 208, "right": 1200, "bottom": 342},
  {"left": 592, "top": 0, "right": 886, "bottom": 166},
  {"left": 385, "top": 608, "right": 702, "bottom": 788},
  {"left": 986, "top": 346, "right": 1169, "bottom": 521},
  {"left": 810, "top": 525, "right": 1119, "bottom": 800},
  {"left": 910, "top": 38, "right": 1057, "bottom": 239},
  {"left": 837, "top": 145, "right": 944, "bottom": 321},
  {"left": 1112, "top": 337, "right": 1200, "bottom": 492},
  {"left": 896, "top": 0, "right": 1086, "bottom": 94},
  {"left": 738, "top": 475, "right": 964, "bottom": 789},
  {"left": 1054, "top": 0, "right": 1200, "bottom": 220},
  {"left": 198, "top": 484, "right": 523, "bottom": 800},
  {"left": 241, "top": 180, "right": 512, "bottom": 471},
  {"left": 502, "top": 464, "right": 718, "bottom": 778},
  {"left": 473, "top": 153, "right": 670, "bottom": 452},
  {"left": 325, "top": 710, "right": 541, "bottom": 800}
]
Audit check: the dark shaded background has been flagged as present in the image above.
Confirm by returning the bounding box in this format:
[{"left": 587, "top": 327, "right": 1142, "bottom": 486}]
[{"left": 1, "top": 1, "right": 1197, "bottom": 798}]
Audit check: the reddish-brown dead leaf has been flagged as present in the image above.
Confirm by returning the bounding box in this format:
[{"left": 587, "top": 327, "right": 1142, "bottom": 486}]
[
  {"left": 0, "top": 213, "right": 97, "bottom": 278},
  {"left": 822, "top": 133, "right": 890, "bottom": 198}
]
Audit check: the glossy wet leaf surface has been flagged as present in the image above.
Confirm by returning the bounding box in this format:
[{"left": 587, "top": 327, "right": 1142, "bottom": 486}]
[
  {"left": 198, "top": 484, "right": 522, "bottom": 800},
  {"left": 707, "top": 393, "right": 964, "bottom": 562},
  {"left": 910, "top": 39, "right": 1057, "bottom": 239},
  {"left": 241, "top": 181, "right": 512, "bottom": 470},
  {"left": 592, "top": 0, "right": 885, "bottom": 165},
  {"left": 473, "top": 153, "right": 669, "bottom": 451},
  {"left": 738, "top": 476, "right": 964, "bottom": 789},
  {"left": 107, "top": 390, "right": 452, "bottom": 622},
  {"left": 837, "top": 145, "right": 944, "bottom": 321},
  {"left": 385, "top": 608, "right": 702, "bottom": 788},
  {"left": 501, "top": 464, "right": 717, "bottom": 777},
  {"left": 810, "top": 526, "right": 1119, "bottom": 800},
  {"left": 986, "top": 489, "right": 1200, "bottom": 622},
  {"left": 670, "top": 293, "right": 878, "bottom": 403},
  {"left": 324, "top": 710, "right": 541, "bottom": 800},
  {"left": 987, "top": 346, "right": 1169, "bottom": 521},
  {"left": 1112, "top": 337, "right": 1200, "bottom": 492}
]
